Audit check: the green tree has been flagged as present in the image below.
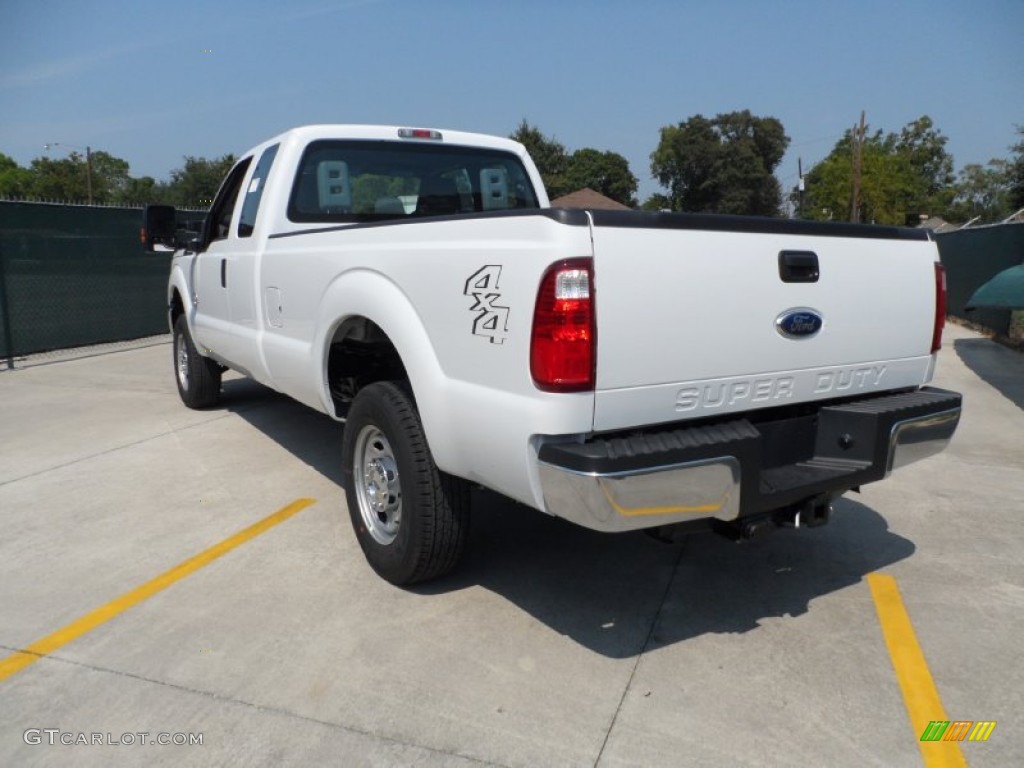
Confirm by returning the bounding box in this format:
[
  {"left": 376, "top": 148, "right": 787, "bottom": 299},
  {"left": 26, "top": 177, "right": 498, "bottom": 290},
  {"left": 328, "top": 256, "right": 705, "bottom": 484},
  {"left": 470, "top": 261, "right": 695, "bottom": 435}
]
[
  {"left": 800, "top": 130, "right": 917, "bottom": 225},
  {"left": 895, "top": 116, "right": 955, "bottom": 213},
  {"left": 1008, "top": 126, "right": 1024, "bottom": 212},
  {"left": 650, "top": 110, "right": 790, "bottom": 216},
  {"left": 2, "top": 149, "right": 238, "bottom": 208},
  {"left": 640, "top": 193, "right": 673, "bottom": 211},
  {"left": 561, "top": 148, "right": 638, "bottom": 207},
  {"left": 946, "top": 161, "right": 1011, "bottom": 223},
  {"left": 798, "top": 116, "right": 956, "bottom": 225},
  {"left": 27, "top": 155, "right": 90, "bottom": 201},
  {"left": 88, "top": 150, "right": 131, "bottom": 201},
  {"left": 166, "top": 155, "right": 237, "bottom": 208},
  {"left": 510, "top": 120, "right": 570, "bottom": 198},
  {"left": 115, "top": 175, "right": 172, "bottom": 206},
  {"left": 17, "top": 149, "right": 134, "bottom": 203},
  {"left": 0, "top": 153, "right": 33, "bottom": 198}
]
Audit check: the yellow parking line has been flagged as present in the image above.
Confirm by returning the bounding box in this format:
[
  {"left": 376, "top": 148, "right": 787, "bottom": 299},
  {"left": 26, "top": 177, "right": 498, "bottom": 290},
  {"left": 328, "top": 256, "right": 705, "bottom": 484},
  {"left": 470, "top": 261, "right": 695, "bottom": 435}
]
[
  {"left": 867, "top": 573, "right": 967, "bottom": 768},
  {"left": 0, "top": 497, "right": 316, "bottom": 683}
]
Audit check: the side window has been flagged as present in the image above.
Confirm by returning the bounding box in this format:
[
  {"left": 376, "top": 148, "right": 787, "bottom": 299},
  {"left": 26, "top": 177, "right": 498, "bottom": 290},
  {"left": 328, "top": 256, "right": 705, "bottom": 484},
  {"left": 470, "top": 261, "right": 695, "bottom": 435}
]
[
  {"left": 204, "top": 157, "right": 252, "bottom": 248},
  {"left": 238, "top": 144, "right": 279, "bottom": 238}
]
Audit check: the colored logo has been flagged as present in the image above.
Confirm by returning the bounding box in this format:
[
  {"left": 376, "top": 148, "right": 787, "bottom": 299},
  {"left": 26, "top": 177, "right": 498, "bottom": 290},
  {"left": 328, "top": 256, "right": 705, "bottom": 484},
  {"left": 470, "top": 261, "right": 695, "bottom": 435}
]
[
  {"left": 775, "top": 307, "right": 823, "bottom": 339},
  {"left": 920, "top": 720, "right": 996, "bottom": 742}
]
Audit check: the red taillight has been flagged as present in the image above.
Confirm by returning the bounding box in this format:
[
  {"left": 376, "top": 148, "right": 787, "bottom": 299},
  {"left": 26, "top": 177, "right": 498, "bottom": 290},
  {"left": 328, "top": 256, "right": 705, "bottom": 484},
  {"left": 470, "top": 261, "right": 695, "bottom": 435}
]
[
  {"left": 531, "top": 258, "right": 595, "bottom": 392},
  {"left": 932, "top": 262, "right": 947, "bottom": 354}
]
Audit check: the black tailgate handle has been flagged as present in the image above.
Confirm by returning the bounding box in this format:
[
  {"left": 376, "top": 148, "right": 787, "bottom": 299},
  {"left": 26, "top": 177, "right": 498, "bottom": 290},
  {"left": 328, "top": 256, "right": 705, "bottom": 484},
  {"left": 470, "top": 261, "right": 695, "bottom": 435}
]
[{"left": 779, "top": 250, "right": 819, "bottom": 283}]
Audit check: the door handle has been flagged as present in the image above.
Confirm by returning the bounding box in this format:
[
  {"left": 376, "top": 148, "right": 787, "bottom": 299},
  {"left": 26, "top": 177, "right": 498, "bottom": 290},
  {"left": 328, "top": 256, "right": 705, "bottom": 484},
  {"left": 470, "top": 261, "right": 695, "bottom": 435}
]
[
  {"left": 220, "top": 258, "right": 227, "bottom": 288},
  {"left": 779, "top": 251, "right": 819, "bottom": 283}
]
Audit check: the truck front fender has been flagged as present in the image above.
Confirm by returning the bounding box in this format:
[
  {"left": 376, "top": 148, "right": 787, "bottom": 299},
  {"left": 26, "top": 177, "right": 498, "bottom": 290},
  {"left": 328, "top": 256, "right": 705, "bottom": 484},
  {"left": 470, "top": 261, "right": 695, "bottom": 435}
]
[{"left": 167, "top": 254, "right": 196, "bottom": 331}]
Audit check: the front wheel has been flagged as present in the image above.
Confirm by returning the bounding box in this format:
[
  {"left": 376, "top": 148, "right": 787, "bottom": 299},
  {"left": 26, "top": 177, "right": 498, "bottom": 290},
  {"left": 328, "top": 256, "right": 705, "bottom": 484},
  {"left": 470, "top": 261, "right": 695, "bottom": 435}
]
[
  {"left": 172, "top": 314, "right": 221, "bottom": 409},
  {"left": 341, "top": 381, "right": 469, "bottom": 586}
]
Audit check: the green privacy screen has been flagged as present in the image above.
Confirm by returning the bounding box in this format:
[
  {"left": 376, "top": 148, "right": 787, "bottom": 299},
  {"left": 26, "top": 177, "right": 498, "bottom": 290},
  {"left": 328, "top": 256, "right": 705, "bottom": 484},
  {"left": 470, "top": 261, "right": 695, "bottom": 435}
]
[
  {"left": 935, "top": 223, "right": 1024, "bottom": 336},
  {"left": 0, "top": 202, "right": 204, "bottom": 359},
  {"left": 3, "top": 200, "right": 1020, "bottom": 360}
]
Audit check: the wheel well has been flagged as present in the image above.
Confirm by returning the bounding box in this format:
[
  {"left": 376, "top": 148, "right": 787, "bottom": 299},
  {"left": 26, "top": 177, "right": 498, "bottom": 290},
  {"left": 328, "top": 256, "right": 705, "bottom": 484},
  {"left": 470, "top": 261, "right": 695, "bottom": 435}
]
[
  {"left": 169, "top": 289, "right": 185, "bottom": 329},
  {"left": 327, "top": 317, "right": 408, "bottom": 419}
]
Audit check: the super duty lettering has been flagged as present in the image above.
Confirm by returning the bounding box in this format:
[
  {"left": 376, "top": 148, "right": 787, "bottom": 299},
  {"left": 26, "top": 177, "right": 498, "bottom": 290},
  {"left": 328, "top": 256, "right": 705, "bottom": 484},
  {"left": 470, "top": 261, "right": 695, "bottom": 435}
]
[{"left": 676, "top": 377, "right": 796, "bottom": 412}]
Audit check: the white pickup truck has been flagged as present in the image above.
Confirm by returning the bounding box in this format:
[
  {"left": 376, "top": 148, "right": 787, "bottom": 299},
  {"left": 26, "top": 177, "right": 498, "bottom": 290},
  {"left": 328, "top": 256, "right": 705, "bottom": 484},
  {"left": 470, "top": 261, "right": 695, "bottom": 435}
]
[{"left": 146, "top": 124, "right": 961, "bottom": 585}]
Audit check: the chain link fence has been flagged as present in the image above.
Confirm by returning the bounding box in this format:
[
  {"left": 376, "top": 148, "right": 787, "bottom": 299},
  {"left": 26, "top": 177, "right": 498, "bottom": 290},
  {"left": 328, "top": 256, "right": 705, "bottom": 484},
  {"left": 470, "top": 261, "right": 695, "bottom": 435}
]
[{"left": 0, "top": 201, "right": 204, "bottom": 367}]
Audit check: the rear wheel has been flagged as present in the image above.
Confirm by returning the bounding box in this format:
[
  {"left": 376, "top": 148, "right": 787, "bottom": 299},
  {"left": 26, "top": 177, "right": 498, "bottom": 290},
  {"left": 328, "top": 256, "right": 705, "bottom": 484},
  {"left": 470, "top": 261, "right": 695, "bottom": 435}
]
[
  {"left": 341, "top": 381, "right": 469, "bottom": 585},
  {"left": 173, "top": 314, "right": 221, "bottom": 408}
]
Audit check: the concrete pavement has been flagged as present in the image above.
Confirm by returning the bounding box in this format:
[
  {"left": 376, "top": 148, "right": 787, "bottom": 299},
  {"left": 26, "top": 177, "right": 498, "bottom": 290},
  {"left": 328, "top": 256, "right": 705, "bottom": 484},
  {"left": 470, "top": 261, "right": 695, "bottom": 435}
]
[{"left": 0, "top": 323, "right": 1021, "bottom": 767}]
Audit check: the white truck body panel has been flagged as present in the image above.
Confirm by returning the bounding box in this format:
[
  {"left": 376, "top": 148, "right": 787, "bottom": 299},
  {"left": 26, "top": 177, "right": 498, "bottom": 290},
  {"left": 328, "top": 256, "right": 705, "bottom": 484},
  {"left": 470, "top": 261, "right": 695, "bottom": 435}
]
[
  {"left": 590, "top": 225, "right": 939, "bottom": 430},
  {"left": 257, "top": 215, "right": 596, "bottom": 509}
]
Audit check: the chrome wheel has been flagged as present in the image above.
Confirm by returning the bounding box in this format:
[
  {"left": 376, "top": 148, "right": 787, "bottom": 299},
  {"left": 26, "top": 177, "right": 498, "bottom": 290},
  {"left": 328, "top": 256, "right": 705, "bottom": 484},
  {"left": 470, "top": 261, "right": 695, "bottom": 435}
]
[
  {"left": 353, "top": 425, "right": 402, "bottom": 545},
  {"left": 342, "top": 381, "right": 469, "bottom": 584},
  {"left": 175, "top": 331, "right": 190, "bottom": 391},
  {"left": 171, "top": 314, "right": 221, "bottom": 409}
]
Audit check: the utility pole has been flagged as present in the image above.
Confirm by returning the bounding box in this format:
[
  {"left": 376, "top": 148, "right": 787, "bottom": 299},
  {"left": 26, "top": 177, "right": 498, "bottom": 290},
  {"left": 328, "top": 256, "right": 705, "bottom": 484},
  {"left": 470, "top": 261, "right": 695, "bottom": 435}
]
[
  {"left": 85, "top": 146, "right": 93, "bottom": 206},
  {"left": 850, "top": 110, "right": 865, "bottom": 223},
  {"left": 797, "top": 157, "right": 805, "bottom": 218}
]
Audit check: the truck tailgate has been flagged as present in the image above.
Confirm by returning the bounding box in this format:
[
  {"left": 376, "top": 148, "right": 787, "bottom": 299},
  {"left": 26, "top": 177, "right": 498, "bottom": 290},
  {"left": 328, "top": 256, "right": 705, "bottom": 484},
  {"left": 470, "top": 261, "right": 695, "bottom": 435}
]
[{"left": 588, "top": 213, "right": 939, "bottom": 432}]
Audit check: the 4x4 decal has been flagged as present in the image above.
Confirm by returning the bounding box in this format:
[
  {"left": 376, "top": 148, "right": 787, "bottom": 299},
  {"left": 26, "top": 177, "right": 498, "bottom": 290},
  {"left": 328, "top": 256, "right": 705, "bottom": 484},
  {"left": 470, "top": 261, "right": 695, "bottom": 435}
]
[{"left": 464, "top": 265, "right": 509, "bottom": 344}]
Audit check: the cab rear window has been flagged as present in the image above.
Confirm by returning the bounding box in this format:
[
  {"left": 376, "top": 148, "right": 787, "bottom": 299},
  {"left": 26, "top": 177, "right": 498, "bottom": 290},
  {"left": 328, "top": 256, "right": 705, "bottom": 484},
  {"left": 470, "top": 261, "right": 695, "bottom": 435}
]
[{"left": 287, "top": 140, "right": 539, "bottom": 223}]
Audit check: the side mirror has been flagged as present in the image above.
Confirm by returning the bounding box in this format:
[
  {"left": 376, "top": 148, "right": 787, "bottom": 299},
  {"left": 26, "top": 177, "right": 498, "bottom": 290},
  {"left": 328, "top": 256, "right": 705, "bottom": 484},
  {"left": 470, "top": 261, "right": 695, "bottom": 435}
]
[{"left": 141, "top": 204, "right": 177, "bottom": 252}]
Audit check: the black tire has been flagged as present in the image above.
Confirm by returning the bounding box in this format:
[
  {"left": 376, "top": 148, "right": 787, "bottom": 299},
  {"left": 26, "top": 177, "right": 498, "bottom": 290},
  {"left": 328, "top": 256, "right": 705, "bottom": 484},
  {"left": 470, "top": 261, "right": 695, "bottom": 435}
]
[
  {"left": 172, "top": 314, "right": 222, "bottom": 409},
  {"left": 341, "top": 381, "right": 470, "bottom": 586}
]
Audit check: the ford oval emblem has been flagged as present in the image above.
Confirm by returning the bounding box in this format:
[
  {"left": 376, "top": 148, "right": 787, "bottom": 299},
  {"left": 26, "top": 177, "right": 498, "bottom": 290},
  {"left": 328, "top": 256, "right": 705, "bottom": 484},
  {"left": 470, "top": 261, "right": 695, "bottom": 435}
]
[{"left": 776, "top": 308, "right": 823, "bottom": 339}]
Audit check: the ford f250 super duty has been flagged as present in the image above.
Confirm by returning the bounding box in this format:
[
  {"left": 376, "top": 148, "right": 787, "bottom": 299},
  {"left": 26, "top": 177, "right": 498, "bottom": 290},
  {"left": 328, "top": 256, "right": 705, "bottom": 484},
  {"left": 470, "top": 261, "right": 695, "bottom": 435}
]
[{"left": 144, "top": 124, "right": 961, "bottom": 585}]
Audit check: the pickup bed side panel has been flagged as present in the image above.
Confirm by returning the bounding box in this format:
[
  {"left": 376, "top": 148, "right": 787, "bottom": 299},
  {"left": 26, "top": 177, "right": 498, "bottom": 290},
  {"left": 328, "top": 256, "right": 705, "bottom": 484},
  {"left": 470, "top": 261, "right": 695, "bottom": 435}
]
[{"left": 259, "top": 214, "right": 596, "bottom": 510}]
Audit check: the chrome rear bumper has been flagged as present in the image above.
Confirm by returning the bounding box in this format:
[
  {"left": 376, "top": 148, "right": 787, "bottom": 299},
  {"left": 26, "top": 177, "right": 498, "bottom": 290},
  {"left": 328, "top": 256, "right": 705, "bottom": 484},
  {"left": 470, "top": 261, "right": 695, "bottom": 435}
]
[
  {"left": 537, "top": 387, "right": 961, "bottom": 533},
  {"left": 538, "top": 456, "right": 741, "bottom": 533},
  {"left": 887, "top": 408, "right": 961, "bottom": 473}
]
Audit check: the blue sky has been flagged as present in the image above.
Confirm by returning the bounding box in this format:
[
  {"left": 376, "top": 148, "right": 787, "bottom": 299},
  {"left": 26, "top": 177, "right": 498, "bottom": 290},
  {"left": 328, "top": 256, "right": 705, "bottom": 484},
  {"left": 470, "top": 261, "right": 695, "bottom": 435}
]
[{"left": 2, "top": 0, "right": 1021, "bottom": 203}]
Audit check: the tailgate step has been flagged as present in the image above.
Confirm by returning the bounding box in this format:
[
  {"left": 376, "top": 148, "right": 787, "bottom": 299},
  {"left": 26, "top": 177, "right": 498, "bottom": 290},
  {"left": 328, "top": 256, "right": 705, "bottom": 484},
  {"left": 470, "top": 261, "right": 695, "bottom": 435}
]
[
  {"left": 539, "top": 387, "right": 961, "bottom": 520},
  {"left": 759, "top": 459, "right": 867, "bottom": 496}
]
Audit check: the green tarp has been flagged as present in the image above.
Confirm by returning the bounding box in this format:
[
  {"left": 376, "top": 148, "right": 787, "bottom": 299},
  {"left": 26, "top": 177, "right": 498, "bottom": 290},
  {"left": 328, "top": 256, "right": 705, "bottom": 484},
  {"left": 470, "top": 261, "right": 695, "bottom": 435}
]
[{"left": 966, "top": 265, "right": 1024, "bottom": 311}]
